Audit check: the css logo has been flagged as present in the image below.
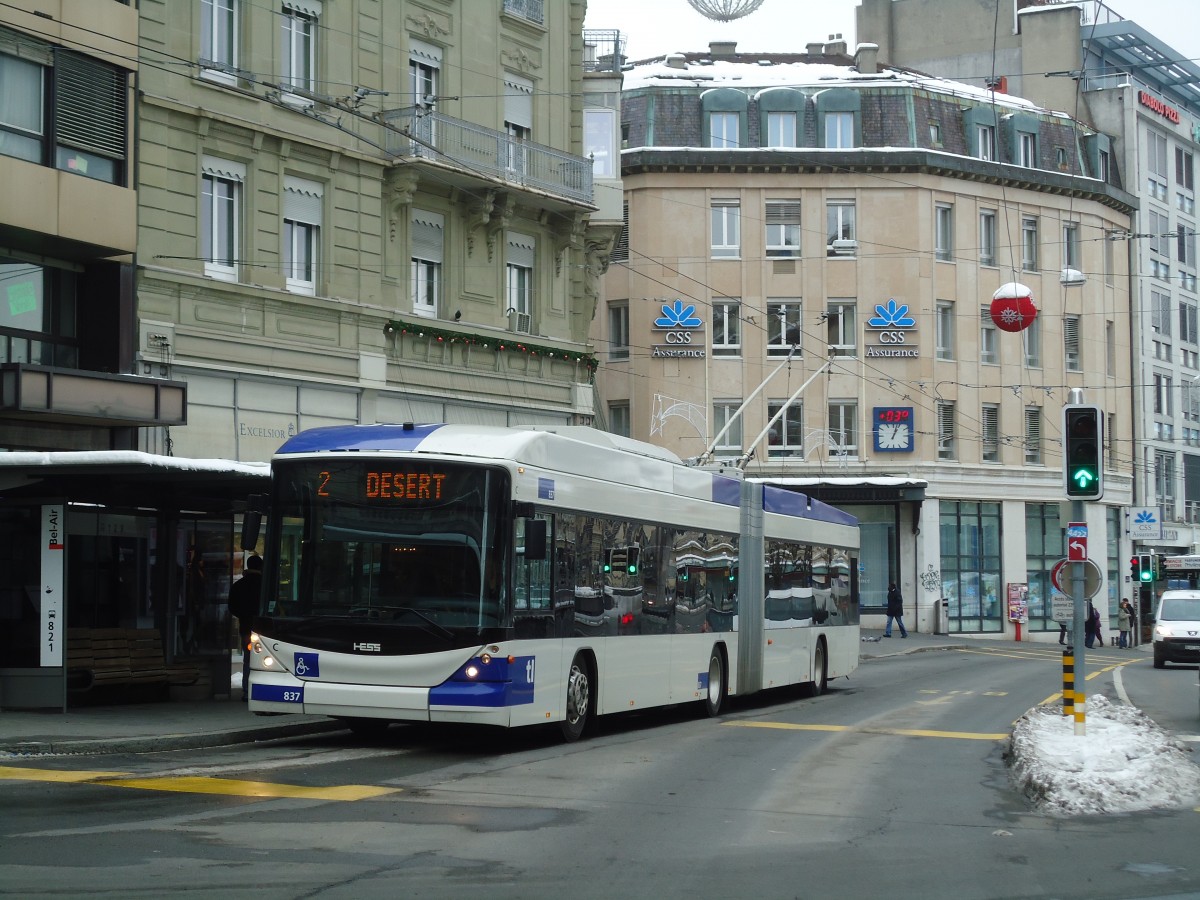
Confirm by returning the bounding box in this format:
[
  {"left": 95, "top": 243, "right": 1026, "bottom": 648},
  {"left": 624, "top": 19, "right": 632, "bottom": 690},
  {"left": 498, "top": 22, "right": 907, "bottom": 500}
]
[
  {"left": 664, "top": 332, "right": 693, "bottom": 343},
  {"left": 878, "top": 331, "right": 907, "bottom": 343}
]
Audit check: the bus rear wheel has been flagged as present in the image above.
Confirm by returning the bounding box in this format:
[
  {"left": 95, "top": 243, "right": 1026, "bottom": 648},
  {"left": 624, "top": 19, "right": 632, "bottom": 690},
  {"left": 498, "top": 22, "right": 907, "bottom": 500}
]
[
  {"left": 703, "top": 647, "right": 725, "bottom": 717},
  {"left": 802, "top": 639, "right": 828, "bottom": 697},
  {"left": 560, "top": 655, "right": 591, "bottom": 742}
]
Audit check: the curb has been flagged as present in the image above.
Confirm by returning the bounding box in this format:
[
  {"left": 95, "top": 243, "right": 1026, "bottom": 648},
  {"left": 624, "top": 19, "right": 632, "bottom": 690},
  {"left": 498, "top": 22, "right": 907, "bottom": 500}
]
[{"left": 0, "top": 719, "right": 346, "bottom": 757}]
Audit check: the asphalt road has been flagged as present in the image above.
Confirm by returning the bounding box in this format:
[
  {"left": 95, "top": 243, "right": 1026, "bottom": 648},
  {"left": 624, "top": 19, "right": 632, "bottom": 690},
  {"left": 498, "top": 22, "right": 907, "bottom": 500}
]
[{"left": 3, "top": 643, "right": 1199, "bottom": 900}]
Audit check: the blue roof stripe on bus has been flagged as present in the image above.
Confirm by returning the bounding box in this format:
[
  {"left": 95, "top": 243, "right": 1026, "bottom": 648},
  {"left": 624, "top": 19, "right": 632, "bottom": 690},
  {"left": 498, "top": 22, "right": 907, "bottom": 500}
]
[
  {"left": 711, "top": 474, "right": 741, "bottom": 507},
  {"left": 276, "top": 423, "right": 446, "bottom": 454},
  {"left": 762, "top": 484, "right": 858, "bottom": 526}
]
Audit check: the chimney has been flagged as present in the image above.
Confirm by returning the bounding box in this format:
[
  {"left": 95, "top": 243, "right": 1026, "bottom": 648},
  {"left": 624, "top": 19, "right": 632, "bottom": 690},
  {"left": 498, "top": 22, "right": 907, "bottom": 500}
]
[
  {"left": 709, "top": 41, "right": 737, "bottom": 57},
  {"left": 825, "top": 33, "right": 848, "bottom": 56},
  {"left": 855, "top": 42, "right": 879, "bottom": 75},
  {"left": 665, "top": 52, "right": 687, "bottom": 69},
  {"left": 806, "top": 41, "right": 825, "bottom": 55}
]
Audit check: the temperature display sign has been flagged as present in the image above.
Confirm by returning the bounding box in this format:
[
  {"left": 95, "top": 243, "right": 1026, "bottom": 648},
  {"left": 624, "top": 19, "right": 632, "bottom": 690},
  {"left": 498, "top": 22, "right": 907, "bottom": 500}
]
[{"left": 873, "top": 406, "right": 914, "bottom": 452}]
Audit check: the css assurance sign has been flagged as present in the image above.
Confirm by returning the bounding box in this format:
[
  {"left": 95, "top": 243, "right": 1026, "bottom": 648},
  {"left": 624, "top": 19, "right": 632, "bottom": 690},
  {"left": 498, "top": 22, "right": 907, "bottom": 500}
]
[
  {"left": 865, "top": 298, "right": 919, "bottom": 358},
  {"left": 651, "top": 299, "right": 706, "bottom": 359}
]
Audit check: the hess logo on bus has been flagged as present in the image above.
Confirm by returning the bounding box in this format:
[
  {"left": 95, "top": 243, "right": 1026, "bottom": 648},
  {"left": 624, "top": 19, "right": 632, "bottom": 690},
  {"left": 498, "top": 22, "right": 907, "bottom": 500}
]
[{"left": 354, "top": 642, "right": 382, "bottom": 652}]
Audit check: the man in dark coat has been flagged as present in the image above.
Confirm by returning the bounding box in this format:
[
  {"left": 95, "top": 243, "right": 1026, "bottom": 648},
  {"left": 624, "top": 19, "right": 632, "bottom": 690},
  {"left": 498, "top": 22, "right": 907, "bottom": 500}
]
[
  {"left": 885, "top": 581, "right": 908, "bottom": 638},
  {"left": 228, "top": 555, "right": 263, "bottom": 701}
]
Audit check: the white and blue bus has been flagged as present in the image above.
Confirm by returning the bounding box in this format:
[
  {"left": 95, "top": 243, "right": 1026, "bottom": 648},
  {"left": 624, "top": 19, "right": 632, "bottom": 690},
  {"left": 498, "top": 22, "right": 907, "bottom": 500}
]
[{"left": 246, "top": 423, "right": 859, "bottom": 740}]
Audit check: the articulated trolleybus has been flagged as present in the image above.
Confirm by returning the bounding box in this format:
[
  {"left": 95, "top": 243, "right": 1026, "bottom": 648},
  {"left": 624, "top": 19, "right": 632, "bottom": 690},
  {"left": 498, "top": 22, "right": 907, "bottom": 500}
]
[{"left": 246, "top": 423, "right": 859, "bottom": 740}]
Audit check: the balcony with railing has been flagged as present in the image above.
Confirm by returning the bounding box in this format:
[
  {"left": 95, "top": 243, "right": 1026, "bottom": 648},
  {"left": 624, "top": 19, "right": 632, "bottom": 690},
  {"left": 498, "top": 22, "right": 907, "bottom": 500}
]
[
  {"left": 382, "top": 107, "right": 593, "bottom": 205},
  {"left": 502, "top": 0, "right": 544, "bottom": 25},
  {"left": 584, "top": 30, "right": 628, "bottom": 73}
]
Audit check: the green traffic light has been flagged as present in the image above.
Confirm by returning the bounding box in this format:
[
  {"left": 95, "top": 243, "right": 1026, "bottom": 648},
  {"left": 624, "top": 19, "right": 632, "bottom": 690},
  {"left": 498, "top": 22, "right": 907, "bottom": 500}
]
[
  {"left": 1140, "top": 570, "right": 1153, "bottom": 582},
  {"left": 1071, "top": 467, "right": 1097, "bottom": 490}
]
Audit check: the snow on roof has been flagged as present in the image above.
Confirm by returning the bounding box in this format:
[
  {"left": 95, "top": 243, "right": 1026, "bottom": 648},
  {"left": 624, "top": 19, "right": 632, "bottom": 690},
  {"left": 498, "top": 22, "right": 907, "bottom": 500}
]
[
  {"left": 0, "top": 450, "right": 269, "bottom": 477},
  {"left": 622, "top": 55, "right": 1044, "bottom": 113}
]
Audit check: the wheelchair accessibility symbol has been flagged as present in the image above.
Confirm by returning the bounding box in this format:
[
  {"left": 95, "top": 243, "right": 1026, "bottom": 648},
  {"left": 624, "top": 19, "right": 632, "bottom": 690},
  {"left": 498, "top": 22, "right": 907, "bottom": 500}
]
[{"left": 293, "top": 653, "right": 319, "bottom": 678}]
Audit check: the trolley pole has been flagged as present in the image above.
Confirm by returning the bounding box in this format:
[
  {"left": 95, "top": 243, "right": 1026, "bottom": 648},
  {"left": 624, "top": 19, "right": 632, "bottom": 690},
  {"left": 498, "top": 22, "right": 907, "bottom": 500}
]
[{"left": 1070, "top": 497, "right": 1087, "bottom": 736}]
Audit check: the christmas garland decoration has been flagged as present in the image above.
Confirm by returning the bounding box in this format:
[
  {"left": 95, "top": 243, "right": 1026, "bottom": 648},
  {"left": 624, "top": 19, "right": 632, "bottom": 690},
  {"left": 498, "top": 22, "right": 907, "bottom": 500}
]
[{"left": 386, "top": 318, "right": 599, "bottom": 380}]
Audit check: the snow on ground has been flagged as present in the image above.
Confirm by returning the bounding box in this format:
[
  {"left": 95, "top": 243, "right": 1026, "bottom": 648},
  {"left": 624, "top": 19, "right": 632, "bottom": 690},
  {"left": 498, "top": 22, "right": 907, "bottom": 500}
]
[{"left": 1009, "top": 694, "right": 1200, "bottom": 816}]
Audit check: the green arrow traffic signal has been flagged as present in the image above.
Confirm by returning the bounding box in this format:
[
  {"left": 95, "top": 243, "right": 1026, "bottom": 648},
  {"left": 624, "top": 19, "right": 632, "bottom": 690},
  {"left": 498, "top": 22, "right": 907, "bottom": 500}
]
[{"left": 1071, "top": 466, "right": 1097, "bottom": 491}]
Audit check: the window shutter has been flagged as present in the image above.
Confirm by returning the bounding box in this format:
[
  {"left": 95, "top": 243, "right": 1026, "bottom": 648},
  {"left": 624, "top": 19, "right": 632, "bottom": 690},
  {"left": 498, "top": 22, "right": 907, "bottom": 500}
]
[
  {"left": 202, "top": 156, "right": 246, "bottom": 182},
  {"left": 507, "top": 232, "right": 536, "bottom": 268},
  {"left": 284, "top": 176, "right": 323, "bottom": 226},
  {"left": 283, "top": 0, "right": 322, "bottom": 15},
  {"left": 766, "top": 201, "right": 801, "bottom": 224},
  {"left": 1064, "top": 316, "right": 1079, "bottom": 354},
  {"left": 411, "top": 210, "right": 444, "bottom": 263},
  {"left": 409, "top": 39, "right": 442, "bottom": 65},
  {"left": 504, "top": 74, "right": 533, "bottom": 129},
  {"left": 0, "top": 25, "right": 52, "bottom": 65},
  {"left": 54, "top": 48, "right": 126, "bottom": 160}
]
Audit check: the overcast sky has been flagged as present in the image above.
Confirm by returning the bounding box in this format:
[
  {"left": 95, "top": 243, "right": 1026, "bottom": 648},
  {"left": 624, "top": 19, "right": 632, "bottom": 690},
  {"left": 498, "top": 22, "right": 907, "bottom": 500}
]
[{"left": 584, "top": 0, "right": 1200, "bottom": 69}]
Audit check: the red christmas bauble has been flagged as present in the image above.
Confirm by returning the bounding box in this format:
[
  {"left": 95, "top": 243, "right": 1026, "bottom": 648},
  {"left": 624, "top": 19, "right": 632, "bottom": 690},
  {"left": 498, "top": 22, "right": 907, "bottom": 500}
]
[{"left": 990, "top": 284, "right": 1037, "bottom": 333}]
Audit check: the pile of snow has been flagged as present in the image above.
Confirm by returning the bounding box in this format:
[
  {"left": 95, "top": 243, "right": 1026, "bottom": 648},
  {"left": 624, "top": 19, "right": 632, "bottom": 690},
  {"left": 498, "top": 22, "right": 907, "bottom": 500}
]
[{"left": 1008, "top": 694, "right": 1200, "bottom": 816}]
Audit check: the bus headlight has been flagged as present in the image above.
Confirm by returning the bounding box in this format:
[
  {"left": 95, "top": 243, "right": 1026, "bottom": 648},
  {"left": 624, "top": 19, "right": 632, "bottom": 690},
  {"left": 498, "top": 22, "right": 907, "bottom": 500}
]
[{"left": 464, "top": 665, "right": 480, "bottom": 679}]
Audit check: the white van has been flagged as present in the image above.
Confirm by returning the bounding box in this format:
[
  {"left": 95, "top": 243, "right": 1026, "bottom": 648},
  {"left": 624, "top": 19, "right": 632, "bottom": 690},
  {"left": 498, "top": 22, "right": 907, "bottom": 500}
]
[{"left": 1152, "top": 590, "right": 1200, "bottom": 668}]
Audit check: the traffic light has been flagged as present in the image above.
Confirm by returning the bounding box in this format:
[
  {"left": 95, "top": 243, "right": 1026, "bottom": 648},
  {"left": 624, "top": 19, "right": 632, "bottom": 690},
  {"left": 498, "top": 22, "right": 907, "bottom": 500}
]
[
  {"left": 626, "top": 546, "right": 639, "bottom": 575},
  {"left": 1130, "top": 556, "right": 1141, "bottom": 581},
  {"left": 1138, "top": 553, "right": 1155, "bottom": 583},
  {"left": 1063, "top": 405, "right": 1104, "bottom": 499}
]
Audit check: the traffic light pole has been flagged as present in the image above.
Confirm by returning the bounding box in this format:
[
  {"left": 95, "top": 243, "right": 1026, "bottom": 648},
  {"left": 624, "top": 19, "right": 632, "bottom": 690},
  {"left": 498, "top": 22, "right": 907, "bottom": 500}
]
[{"left": 1070, "top": 497, "right": 1087, "bottom": 737}]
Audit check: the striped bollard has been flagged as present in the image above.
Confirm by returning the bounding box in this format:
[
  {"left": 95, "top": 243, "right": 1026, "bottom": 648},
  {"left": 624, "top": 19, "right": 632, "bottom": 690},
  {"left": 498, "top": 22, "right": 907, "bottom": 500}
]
[{"left": 1062, "top": 645, "right": 1074, "bottom": 717}]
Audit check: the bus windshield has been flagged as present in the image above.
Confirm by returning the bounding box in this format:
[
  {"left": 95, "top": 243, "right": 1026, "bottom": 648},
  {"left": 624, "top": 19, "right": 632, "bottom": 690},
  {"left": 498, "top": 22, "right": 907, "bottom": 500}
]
[{"left": 268, "top": 458, "right": 508, "bottom": 630}]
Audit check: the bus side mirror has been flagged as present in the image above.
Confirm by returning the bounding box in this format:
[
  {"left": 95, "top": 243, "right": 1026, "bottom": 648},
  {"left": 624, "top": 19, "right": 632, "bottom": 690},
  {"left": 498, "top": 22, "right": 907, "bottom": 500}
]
[
  {"left": 524, "top": 519, "right": 547, "bottom": 561},
  {"left": 241, "top": 494, "right": 266, "bottom": 550}
]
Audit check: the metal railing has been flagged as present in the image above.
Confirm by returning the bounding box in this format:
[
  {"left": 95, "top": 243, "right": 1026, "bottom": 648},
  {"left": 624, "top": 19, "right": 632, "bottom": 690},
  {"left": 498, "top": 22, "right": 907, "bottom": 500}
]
[
  {"left": 382, "top": 107, "right": 593, "bottom": 204},
  {"left": 583, "top": 30, "right": 627, "bottom": 73},
  {"left": 502, "top": 0, "right": 544, "bottom": 25}
]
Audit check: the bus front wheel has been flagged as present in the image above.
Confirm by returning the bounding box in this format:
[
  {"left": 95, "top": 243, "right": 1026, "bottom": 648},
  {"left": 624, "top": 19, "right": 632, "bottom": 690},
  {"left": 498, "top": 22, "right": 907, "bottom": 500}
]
[
  {"left": 802, "top": 640, "right": 828, "bottom": 697},
  {"left": 703, "top": 647, "right": 726, "bottom": 717},
  {"left": 560, "top": 655, "right": 591, "bottom": 742}
]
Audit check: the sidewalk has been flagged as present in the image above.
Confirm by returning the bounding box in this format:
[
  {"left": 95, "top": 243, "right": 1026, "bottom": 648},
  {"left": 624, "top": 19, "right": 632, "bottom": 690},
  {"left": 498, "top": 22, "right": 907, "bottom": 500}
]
[{"left": 0, "top": 632, "right": 1129, "bottom": 756}]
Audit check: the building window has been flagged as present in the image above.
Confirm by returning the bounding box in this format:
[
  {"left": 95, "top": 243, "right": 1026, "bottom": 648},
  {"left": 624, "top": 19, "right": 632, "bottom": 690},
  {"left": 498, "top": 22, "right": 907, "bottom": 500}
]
[
  {"left": 766, "top": 111, "right": 797, "bottom": 148},
  {"left": 976, "top": 123, "right": 996, "bottom": 161},
  {"left": 713, "top": 400, "right": 743, "bottom": 457},
  {"left": 608, "top": 302, "right": 629, "bottom": 360},
  {"left": 611, "top": 202, "right": 629, "bottom": 263},
  {"left": 824, "top": 111, "right": 854, "bottom": 149},
  {"left": 979, "top": 209, "right": 996, "bottom": 266},
  {"left": 1149, "top": 209, "right": 1170, "bottom": 257},
  {"left": 765, "top": 200, "right": 801, "bottom": 258},
  {"left": 506, "top": 232, "right": 535, "bottom": 333},
  {"left": 712, "top": 300, "right": 741, "bottom": 356},
  {"left": 709, "top": 111, "right": 739, "bottom": 148},
  {"left": 1180, "top": 224, "right": 1197, "bottom": 269},
  {"left": 608, "top": 402, "right": 630, "bottom": 437},
  {"left": 1097, "top": 148, "right": 1110, "bottom": 183},
  {"left": 410, "top": 209, "right": 443, "bottom": 318},
  {"left": 1021, "top": 216, "right": 1038, "bottom": 272},
  {"left": 980, "top": 306, "right": 997, "bottom": 365},
  {"left": 1154, "top": 371, "right": 1174, "bottom": 416},
  {"left": 1062, "top": 222, "right": 1080, "bottom": 270},
  {"left": 827, "top": 401, "right": 858, "bottom": 458},
  {"left": 1156, "top": 450, "right": 1177, "bottom": 513},
  {"left": 0, "top": 51, "right": 43, "bottom": 165},
  {"left": 1107, "top": 320, "right": 1117, "bottom": 377},
  {"left": 281, "top": 2, "right": 317, "bottom": 96},
  {"left": 503, "top": 0, "right": 544, "bottom": 25},
  {"left": 767, "top": 400, "right": 803, "bottom": 457},
  {"left": 201, "top": 156, "right": 244, "bottom": 281},
  {"left": 767, "top": 300, "right": 802, "bottom": 356},
  {"left": 1025, "top": 503, "right": 1063, "bottom": 632},
  {"left": 200, "top": 0, "right": 238, "bottom": 81},
  {"left": 1151, "top": 289, "right": 1172, "bottom": 336},
  {"left": 504, "top": 73, "right": 533, "bottom": 174},
  {"left": 826, "top": 200, "right": 856, "bottom": 255},
  {"left": 827, "top": 300, "right": 856, "bottom": 357},
  {"left": 940, "top": 500, "right": 1003, "bottom": 633},
  {"left": 711, "top": 200, "right": 740, "bottom": 258},
  {"left": 1024, "top": 407, "right": 1042, "bottom": 465},
  {"left": 935, "top": 203, "right": 953, "bottom": 261},
  {"left": 1179, "top": 148, "right": 1195, "bottom": 191},
  {"left": 283, "top": 176, "right": 322, "bottom": 294},
  {"left": 1064, "top": 314, "right": 1080, "bottom": 371},
  {"left": 1024, "top": 317, "right": 1041, "bottom": 368},
  {"left": 981, "top": 403, "right": 1000, "bottom": 463},
  {"left": 584, "top": 108, "right": 617, "bottom": 177},
  {"left": 929, "top": 121, "right": 941, "bottom": 146},
  {"left": 1019, "top": 132, "right": 1036, "bottom": 167},
  {"left": 409, "top": 39, "right": 440, "bottom": 107},
  {"left": 1056, "top": 147, "right": 1068, "bottom": 169},
  {"left": 937, "top": 401, "right": 956, "bottom": 460},
  {"left": 936, "top": 301, "right": 954, "bottom": 360},
  {"left": 1181, "top": 302, "right": 1199, "bottom": 345},
  {"left": 0, "top": 258, "right": 80, "bottom": 369}
]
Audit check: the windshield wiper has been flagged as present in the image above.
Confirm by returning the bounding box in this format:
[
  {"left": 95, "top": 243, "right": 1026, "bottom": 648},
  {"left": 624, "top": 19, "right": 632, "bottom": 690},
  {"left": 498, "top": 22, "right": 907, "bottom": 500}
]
[{"left": 368, "top": 605, "right": 455, "bottom": 641}]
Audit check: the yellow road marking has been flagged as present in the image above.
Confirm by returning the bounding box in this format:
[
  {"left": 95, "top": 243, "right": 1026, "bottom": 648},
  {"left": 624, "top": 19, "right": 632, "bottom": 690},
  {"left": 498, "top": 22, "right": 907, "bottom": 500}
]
[
  {"left": 0, "top": 765, "right": 129, "bottom": 783},
  {"left": 99, "top": 776, "right": 398, "bottom": 801},
  {"left": 0, "top": 766, "right": 398, "bottom": 801},
  {"left": 726, "top": 721, "right": 1007, "bottom": 740}
]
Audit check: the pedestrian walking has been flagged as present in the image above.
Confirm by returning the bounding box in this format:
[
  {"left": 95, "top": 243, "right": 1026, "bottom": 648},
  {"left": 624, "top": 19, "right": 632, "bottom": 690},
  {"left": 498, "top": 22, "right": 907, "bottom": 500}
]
[
  {"left": 1118, "top": 599, "right": 1134, "bottom": 649},
  {"left": 884, "top": 581, "right": 908, "bottom": 638},
  {"left": 1084, "top": 600, "right": 1102, "bottom": 649},
  {"left": 228, "top": 554, "right": 263, "bottom": 701},
  {"left": 1058, "top": 620, "right": 1068, "bottom": 645}
]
